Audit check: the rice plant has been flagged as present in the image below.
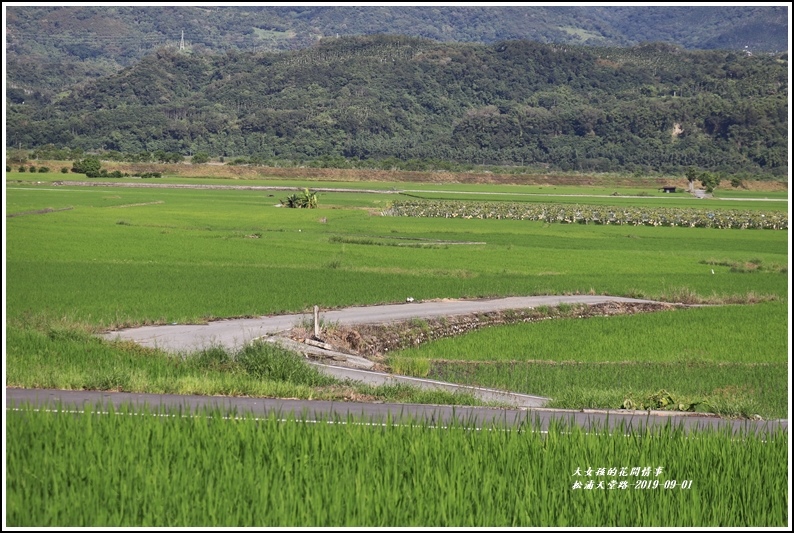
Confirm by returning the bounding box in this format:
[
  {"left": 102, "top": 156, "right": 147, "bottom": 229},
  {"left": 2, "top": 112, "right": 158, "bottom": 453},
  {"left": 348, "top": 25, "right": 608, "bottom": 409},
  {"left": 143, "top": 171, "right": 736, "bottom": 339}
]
[{"left": 6, "top": 404, "right": 787, "bottom": 527}]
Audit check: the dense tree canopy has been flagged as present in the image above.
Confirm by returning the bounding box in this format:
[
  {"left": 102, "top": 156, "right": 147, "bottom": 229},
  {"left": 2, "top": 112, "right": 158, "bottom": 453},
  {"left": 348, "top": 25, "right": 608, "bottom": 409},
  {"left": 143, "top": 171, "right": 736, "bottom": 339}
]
[
  {"left": 7, "top": 36, "right": 788, "bottom": 177},
  {"left": 6, "top": 6, "right": 786, "bottom": 98},
  {"left": 71, "top": 156, "right": 101, "bottom": 175}
]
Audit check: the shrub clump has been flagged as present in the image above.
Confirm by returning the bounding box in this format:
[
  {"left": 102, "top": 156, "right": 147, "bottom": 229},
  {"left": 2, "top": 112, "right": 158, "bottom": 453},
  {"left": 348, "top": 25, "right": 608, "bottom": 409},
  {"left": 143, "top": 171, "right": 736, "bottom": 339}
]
[
  {"left": 191, "top": 341, "right": 336, "bottom": 387},
  {"left": 237, "top": 341, "right": 335, "bottom": 386}
]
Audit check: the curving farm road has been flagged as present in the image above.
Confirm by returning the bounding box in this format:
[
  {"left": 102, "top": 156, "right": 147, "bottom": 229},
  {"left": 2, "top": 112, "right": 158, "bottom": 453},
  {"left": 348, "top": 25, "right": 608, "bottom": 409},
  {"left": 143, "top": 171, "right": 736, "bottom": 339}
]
[
  {"left": 15, "top": 296, "right": 786, "bottom": 427},
  {"left": 101, "top": 295, "right": 662, "bottom": 354},
  {"left": 98, "top": 295, "right": 671, "bottom": 408}
]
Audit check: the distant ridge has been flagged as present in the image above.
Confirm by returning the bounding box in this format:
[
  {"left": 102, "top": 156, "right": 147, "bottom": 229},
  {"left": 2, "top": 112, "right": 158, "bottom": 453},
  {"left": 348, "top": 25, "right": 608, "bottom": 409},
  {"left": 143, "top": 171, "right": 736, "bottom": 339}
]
[{"left": 5, "top": 5, "right": 788, "bottom": 96}]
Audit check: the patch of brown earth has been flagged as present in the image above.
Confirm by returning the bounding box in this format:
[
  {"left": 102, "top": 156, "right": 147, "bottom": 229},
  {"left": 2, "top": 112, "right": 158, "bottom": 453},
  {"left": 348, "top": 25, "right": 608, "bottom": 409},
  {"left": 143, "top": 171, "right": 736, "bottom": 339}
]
[{"left": 29, "top": 160, "right": 788, "bottom": 191}]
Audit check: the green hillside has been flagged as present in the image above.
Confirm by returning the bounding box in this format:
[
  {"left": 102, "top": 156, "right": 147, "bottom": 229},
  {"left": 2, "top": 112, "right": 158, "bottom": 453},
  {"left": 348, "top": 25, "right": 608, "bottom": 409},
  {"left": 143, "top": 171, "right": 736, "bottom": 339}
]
[
  {"left": 5, "top": 5, "right": 788, "bottom": 97},
  {"left": 8, "top": 36, "right": 787, "bottom": 177}
]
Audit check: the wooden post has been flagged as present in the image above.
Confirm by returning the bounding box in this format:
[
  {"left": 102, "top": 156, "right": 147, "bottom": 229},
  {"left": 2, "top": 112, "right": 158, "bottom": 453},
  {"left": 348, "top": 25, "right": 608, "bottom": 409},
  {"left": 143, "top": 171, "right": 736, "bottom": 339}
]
[{"left": 314, "top": 306, "right": 320, "bottom": 337}]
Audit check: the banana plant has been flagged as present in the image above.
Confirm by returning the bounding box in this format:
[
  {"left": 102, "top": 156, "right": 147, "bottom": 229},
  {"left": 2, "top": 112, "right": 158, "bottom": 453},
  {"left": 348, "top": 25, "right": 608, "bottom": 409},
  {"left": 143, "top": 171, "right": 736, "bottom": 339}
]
[
  {"left": 280, "top": 188, "right": 318, "bottom": 208},
  {"left": 300, "top": 188, "right": 318, "bottom": 209},
  {"left": 280, "top": 193, "right": 300, "bottom": 208}
]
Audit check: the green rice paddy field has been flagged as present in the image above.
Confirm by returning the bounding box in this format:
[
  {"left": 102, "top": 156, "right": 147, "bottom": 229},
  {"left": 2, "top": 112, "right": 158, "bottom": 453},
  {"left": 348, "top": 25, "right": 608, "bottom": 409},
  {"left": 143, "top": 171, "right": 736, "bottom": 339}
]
[
  {"left": 4, "top": 173, "right": 790, "bottom": 526},
  {"left": 5, "top": 405, "right": 788, "bottom": 527},
  {"left": 390, "top": 302, "right": 788, "bottom": 418}
]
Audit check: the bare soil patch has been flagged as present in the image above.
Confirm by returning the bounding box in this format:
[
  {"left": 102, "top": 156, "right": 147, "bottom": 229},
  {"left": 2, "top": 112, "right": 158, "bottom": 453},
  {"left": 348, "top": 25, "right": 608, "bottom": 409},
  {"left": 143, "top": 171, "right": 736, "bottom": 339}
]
[{"left": 30, "top": 161, "right": 788, "bottom": 191}]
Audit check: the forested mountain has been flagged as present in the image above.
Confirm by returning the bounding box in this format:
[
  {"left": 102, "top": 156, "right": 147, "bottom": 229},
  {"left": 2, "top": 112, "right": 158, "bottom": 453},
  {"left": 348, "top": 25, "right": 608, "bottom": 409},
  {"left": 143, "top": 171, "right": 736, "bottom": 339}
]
[
  {"left": 5, "top": 5, "right": 789, "bottom": 98},
  {"left": 8, "top": 36, "right": 787, "bottom": 177}
]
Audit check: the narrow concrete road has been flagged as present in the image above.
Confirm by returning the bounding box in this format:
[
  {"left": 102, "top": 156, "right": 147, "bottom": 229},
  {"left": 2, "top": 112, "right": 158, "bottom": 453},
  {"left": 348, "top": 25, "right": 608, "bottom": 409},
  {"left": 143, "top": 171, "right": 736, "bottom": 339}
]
[
  {"left": 6, "top": 388, "right": 786, "bottom": 436},
  {"left": 304, "top": 361, "right": 550, "bottom": 407},
  {"left": 99, "top": 295, "right": 666, "bottom": 407},
  {"left": 101, "top": 295, "right": 661, "bottom": 354}
]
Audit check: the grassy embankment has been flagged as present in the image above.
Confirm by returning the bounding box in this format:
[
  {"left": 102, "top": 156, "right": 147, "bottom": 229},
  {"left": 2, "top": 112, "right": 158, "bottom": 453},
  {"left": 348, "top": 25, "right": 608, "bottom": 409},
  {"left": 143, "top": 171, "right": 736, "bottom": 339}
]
[{"left": 9, "top": 161, "right": 790, "bottom": 191}]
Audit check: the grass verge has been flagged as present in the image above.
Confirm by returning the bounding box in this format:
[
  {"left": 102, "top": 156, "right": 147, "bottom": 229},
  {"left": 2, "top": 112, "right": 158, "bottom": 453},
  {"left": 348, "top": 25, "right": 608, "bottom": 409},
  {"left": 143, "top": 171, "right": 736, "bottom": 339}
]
[{"left": 5, "top": 326, "right": 484, "bottom": 406}]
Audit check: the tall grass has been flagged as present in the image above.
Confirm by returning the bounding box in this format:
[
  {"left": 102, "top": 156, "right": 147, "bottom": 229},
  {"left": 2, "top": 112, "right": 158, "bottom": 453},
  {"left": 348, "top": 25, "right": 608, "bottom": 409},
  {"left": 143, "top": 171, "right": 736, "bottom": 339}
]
[
  {"left": 4, "top": 326, "right": 482, "bottom": 406},
  {"left": 6, "top": 405, "right": 787, "bottom": 527}
]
